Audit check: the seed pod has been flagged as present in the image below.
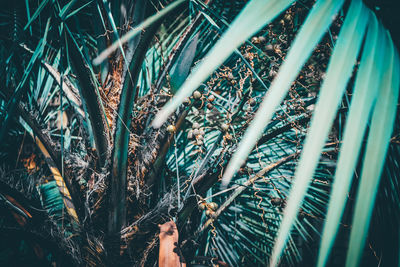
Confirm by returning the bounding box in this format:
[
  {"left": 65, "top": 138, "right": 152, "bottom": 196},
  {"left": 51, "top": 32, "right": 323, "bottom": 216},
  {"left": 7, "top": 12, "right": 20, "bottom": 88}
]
[
  {"left": 207, "top": 103, "right": 214, "bottom": 110},
  {"left": 193, "top": 129, "right": 200, "bottom": 136},
  {"left": 193, "top": 90, "right": 202, "bottom": 99},
  {"left": 221, "top": 123, "right": 229, "bottom": 132},
  {"left": 208, "top": 94, "right": 215, "bottom": 102},
  {"left": 205, "top": 209, "right": 212, "bottom": 216},
  {"left": 193, "top": 122, "right": 200, "bottom": 129},
  {"left": 167, "top": 125, "right": 176, "bottom": 133}
]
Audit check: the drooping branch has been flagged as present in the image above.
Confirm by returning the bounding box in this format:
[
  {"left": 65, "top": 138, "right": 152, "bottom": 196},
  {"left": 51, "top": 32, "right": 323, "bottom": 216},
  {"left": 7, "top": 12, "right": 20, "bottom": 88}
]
[
  {"left": 17, "top": 105, "right": 83, "bottom": 222},
  {"left": 66, "top": 26, "right": 110, "bottom": 168},
  {"left": 106, "top": 18, "right": 163, "bottom": 259}
]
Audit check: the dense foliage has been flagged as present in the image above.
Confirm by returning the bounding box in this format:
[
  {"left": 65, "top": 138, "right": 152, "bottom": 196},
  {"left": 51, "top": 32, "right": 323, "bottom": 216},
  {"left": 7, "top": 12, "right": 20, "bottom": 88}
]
[{"left": 0, "top": 0, "right": 399, "bottom": 266}]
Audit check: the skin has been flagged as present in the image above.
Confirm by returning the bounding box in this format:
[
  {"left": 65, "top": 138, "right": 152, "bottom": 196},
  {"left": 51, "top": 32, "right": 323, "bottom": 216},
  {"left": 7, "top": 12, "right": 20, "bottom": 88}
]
[{"left": 158, "top": 221, "right": 186, "bottom": 267}]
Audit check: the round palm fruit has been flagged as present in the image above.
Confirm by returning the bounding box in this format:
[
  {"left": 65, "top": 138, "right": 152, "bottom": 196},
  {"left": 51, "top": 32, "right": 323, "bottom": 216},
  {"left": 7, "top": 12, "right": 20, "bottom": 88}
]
[
  {"left": 193, "top": 129, "right": 200, "bottom": 136},
  {"left": 198, "top": 202, "right": 206, "bottom": 210},
  {"left": 258, "top": 36, "right": 266, "bottom": 43},
  {"left": 208, "top": 94, "right": 215, "bottom": 102},
  {"left": 225, "top": 133, "right": 233, "bottom": 142},
  {"left": 187, "top": 130, "right": 194, "bottom": 139},
  {"left": 271, "top": 197, "right": 283, "bottom": 206},
  {"left": 167, "top": 125, "right": 176, "bottom": 133},
  {"left": 251, "top": 36, "right": 260, "bottom": 44},
  {"left": 206, "top": 210, "right": 215, "bottom": 217},
  {"left": 207, "top": 103, "right": 214, "bottom": 109},
  {"left": 265, "top": 44, "right": 273, "bottom": 52},
  {"left": 196, "top": 140, "right": 203, "bottom": 146},
  {"left": 192, "top": 122, "right": 200, "bottom": 129},
  {"left": 199, "top": 129, "right": 205, "bottom": 136},
  {"left": 221, "top": 123, "right": 230, "bottom": 132},
  {"left": 193, "top": 90, "right": 202, "bottom": 99},
  {"left": 209, "top": 202, "right": 218, "bottom": 211}
]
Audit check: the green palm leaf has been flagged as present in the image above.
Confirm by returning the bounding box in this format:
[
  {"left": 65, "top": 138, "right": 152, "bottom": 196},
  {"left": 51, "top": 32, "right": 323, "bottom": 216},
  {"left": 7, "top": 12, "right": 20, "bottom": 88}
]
[
  {"left": 269, "top": 0, "right": 369, "bottom": 265},
  {"left": 345, "top": 31, "right": 400, "bottom": 267},
  {"left": 316, "top": 13, "right": 385, "bottom": 267}
]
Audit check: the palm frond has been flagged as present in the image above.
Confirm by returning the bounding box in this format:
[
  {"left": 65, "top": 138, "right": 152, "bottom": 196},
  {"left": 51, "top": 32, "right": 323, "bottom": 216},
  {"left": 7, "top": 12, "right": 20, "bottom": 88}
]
[{"left": 1, "top": 0, "right": 399, "bottom": 266}]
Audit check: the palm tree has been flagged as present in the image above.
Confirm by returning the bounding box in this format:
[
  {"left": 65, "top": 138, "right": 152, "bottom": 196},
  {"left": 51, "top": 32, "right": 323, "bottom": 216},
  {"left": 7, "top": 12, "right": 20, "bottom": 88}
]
[{"left": 0, "top": 0, "right": 399, "bottom": 266}]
